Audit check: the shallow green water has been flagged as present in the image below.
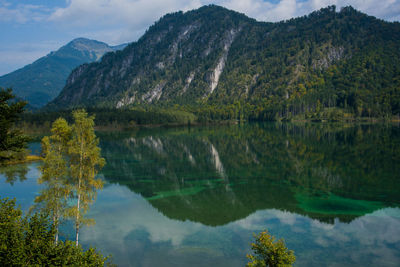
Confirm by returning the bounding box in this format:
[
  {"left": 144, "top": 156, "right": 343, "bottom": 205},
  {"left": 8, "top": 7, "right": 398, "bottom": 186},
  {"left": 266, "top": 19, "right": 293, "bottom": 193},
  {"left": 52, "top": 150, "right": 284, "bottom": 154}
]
[{"left": 1, "top": 123, "right": 400, "bottom": 266}]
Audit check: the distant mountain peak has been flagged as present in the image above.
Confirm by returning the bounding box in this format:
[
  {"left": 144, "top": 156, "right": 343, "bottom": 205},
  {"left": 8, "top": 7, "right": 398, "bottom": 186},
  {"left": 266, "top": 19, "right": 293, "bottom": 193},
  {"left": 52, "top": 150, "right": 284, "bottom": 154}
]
[
  {"left": 68, "top": 38, "right": 109, "bottom": 50},
  {"left": 0, "top": 38, "right": 126, "bottom": 108},
  {"left": 69, "top": 37, "right": 93, "bottom": 43}
]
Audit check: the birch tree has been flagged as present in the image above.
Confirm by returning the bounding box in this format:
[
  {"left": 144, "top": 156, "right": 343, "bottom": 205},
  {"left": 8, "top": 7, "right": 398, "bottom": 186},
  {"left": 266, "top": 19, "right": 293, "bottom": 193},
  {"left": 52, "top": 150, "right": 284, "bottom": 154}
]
[
  {"left": 68, "top": 110, "right": 105, "bottom": 247},
  {"left": 33, "top": 118, "right": 71, "bottom": 244}
]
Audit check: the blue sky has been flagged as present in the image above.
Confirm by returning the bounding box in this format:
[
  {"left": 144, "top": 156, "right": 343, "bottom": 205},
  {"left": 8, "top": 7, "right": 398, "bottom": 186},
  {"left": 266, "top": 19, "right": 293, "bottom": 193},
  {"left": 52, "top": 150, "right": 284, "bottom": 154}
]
[{"left": 1, "top": 0, "right": 399, "bottom": 76}]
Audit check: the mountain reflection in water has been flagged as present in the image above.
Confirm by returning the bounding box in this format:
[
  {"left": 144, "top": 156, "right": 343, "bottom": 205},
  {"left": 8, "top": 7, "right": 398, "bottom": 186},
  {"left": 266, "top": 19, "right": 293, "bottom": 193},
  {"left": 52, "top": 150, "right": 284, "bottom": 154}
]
[
  {"left": 1, "top": 123, "right": 400, "bottom": 266},
  {"left": 99, "top": 123, "right": 400, "bottom": 226}
]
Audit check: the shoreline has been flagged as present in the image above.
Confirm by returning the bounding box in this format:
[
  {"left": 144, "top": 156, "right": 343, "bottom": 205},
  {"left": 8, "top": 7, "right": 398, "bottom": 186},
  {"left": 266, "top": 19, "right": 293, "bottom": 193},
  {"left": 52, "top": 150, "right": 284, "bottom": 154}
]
[
  {"left": 1, "top": 155, "right": 43, "bottom": 166},
  {"left": 18, "top": 117, "right": 399, "bottom": 135}
]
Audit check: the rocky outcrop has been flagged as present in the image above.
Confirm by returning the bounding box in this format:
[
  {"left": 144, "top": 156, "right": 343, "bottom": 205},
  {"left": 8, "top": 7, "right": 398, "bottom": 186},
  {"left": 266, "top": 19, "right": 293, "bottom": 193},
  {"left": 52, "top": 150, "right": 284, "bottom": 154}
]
[
  {"left": 313, "top": 46, "right": 346, "bottom": 69},
  {"left": 47, "top": 5, "right": 400, "bottom": 110},
  {"left": 208, "top": 28, "right": 239, "bottom": 96}
]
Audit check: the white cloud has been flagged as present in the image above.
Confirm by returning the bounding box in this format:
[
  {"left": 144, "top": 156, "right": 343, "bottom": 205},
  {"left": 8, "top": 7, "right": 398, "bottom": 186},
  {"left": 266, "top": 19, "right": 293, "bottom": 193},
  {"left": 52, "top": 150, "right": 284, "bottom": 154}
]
[
  {"left": 80, "top": 184, "right": 400, "bottom": 267},
  {"left": 0, "top": 2, "right": 52, "bottom": 23},
  {"left": 1, "top": 0, "right": 399, "bottom": 73},
  {"left": 80, "top": 185, "right": 205, "bottom": 248},
  {"left": 43, "top": 0, "right": 400, "bottom": 44},
  {"left": 3, "top": 0, "right": 399, "bottom": 29},
  {"left": 220, "top": 0, "right": 400, "bottom": 22},
  {"left": 48, "top": 0, "right": 204, "bottom": 43}
]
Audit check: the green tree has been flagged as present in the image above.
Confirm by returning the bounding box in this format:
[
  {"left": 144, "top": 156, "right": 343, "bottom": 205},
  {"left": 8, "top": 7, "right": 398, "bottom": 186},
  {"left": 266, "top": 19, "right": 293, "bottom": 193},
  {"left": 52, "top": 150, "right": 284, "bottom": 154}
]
[
  {"left": 32, "top": 118, "right": 72, "bottom": 244},
  {"left": 68, "top": 109, "right": 105, "bottom": 246},
  {"left": 246, "top": 230, "right": 296, "bottom": 267},
  {"left": 0, "top": 197, "right": 110, "bottom": 266},
  {"left": 0, "top": 87, "right": 30, "bottom": 163}
]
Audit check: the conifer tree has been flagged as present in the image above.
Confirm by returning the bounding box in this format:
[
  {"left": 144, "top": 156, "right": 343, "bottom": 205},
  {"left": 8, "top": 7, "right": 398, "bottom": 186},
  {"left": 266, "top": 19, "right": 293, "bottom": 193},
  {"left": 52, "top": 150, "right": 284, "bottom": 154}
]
[{"left": 0, "top": 87, "right": 29, "bottom": 163}]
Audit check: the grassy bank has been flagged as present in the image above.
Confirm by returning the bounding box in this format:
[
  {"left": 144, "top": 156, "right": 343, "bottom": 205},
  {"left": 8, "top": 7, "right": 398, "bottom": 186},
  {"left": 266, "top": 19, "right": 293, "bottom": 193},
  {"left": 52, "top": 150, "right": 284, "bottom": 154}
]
[{"left": 1, "top": 155, "right": 43, "bottom": 166}]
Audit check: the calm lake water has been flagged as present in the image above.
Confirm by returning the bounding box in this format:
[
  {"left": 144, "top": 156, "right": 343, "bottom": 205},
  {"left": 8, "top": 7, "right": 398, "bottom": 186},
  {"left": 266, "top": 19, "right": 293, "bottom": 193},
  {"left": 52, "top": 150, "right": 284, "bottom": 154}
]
[{"left": 1, "top": 123, "right": 400, "bottom": 266}]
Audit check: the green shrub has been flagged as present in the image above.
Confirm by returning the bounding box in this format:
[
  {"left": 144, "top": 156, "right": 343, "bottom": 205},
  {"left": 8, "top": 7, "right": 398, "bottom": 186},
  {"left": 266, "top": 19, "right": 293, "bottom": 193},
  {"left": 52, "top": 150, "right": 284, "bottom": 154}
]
[
  {"left": 246, "top": 230, "right": 295, "bottom": 267},
  {"left": 0, "top": 197, "right": 111, "bottom": 266}
]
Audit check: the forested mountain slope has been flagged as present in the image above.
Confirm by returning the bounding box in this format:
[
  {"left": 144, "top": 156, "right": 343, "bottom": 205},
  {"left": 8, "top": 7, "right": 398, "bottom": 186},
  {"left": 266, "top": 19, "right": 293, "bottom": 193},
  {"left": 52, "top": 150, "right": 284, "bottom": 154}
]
[
  {"left": 0, "top": 38, "right": 126, "bottom": 108},
  {"left": 49, "top": 5, "right": 400, "bottom": 120}
]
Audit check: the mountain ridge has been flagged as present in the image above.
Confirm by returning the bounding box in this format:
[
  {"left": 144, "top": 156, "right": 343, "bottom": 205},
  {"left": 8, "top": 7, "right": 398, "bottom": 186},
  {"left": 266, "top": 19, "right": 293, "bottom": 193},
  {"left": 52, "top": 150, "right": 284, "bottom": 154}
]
[
  {"left": 48, "top": 5, "right": 400, "bottom": 120},
  {"left": 0, "top": 38, "right": 127, "bottom": 108}
]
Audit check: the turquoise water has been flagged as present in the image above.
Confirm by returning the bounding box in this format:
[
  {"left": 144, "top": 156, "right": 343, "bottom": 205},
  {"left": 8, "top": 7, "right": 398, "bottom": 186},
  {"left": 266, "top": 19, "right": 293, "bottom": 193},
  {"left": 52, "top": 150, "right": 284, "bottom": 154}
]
[{"left": 1, "top": 123, "right": 400, "bottom": 266}]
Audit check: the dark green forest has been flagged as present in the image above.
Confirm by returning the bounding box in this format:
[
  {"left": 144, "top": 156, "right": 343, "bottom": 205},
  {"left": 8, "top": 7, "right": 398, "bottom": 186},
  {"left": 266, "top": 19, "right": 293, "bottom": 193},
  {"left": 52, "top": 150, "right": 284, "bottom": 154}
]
[
  {"left": 43, "top": 5, "right": 400, "bottom": 122},
  {"left": 0, "top": 88, "right": 30, "bottom": 163}
]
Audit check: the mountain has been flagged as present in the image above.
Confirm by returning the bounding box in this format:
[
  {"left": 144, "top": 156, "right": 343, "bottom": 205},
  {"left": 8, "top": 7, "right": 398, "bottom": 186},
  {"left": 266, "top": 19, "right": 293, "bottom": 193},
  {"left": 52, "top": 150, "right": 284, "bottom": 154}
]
[
  {"left": 0, "top": 38, "right": 127, "bottom": 108},
  {"left": 98, "top": 124, "right": 399, "bottom": 225},
  {"left": 48, "top": 5, "right": 400, "bottom": 120}
]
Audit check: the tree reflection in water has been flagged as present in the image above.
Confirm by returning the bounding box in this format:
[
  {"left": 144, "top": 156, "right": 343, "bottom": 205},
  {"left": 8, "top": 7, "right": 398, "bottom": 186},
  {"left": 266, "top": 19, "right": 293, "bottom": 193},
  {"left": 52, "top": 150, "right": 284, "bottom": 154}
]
[
  {"left": 0, "top": 164, "right": 28, "bottom": 185},
  {"left": 99, "top": 123, "right": 400, "bottom": 226}
]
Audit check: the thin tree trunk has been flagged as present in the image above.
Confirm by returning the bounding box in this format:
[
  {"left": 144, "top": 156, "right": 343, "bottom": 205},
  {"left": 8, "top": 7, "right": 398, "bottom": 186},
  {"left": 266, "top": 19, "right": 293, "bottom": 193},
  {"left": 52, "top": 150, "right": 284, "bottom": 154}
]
[
  {"left": 75, "top": 190, "right": 80, "bottom": 247},
  {"left": 55, "top": 146, "right": 62, "bottom": 245},
  {"left": 55, "top": 214, "right": 59, "bottom": 245},
  {"left": 55, "top": 228, "right": 59, "bottom": 244},
  {"left": 53, "top": 214, "right": 58, "bottom": 244},
  {"left": 76, "top": 140, "right": 83, "bottom": 247},
  {"left": 75, "top": 174, "right": 81, "bottom": 247},
  {"left": 55, "top": 186, "right": 59, "bottom": 245}
]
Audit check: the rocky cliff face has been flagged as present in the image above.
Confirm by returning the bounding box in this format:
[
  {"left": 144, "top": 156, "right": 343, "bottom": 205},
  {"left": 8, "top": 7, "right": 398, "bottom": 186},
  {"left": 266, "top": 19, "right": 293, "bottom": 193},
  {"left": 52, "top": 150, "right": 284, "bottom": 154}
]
[
  {"left": 48, "top": 5, "right": 400, "bottom": 112},
  {"left": 51, "top": 5, "right": 253, "bottom": 109}
]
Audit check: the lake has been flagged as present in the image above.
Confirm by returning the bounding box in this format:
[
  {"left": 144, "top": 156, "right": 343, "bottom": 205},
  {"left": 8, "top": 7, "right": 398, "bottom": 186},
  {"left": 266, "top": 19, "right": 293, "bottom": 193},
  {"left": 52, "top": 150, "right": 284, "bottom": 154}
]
[{"left": 1, "top": 123, "right": 400, "bottom": 266}]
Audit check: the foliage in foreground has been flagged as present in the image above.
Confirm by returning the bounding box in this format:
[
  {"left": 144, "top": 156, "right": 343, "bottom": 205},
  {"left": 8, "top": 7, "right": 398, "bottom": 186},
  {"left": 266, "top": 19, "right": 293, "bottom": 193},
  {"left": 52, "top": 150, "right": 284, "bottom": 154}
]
[
  {"left": 0, "top": 197, "right": 110, "bottom": 266},
  {"left": 247, "top": 230, "right": 295, "bottom": 267},
  {"left": 32, "top": 110, "right": 105, "bottom": 247},
  {"left": 0, "top": 87, "right": 30, "bottom": 163}
]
